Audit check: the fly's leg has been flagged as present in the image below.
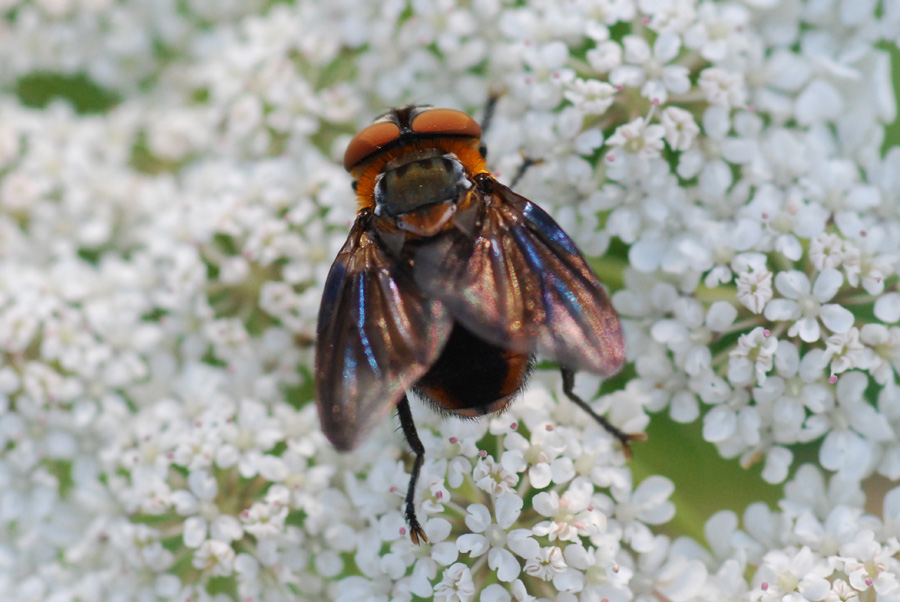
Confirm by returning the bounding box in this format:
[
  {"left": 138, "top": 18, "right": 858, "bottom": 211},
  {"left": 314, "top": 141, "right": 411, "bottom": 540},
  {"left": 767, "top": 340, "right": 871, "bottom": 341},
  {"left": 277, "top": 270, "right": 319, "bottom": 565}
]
[
  {"left": 509, "top": 156, "right": 543, "bottom": 189},
  {"left": 479, "top": 91, "right": 543, "bottom": 188},
  {"left": 560, "top": 367, "right": 642, "bottom": 458},
  {"left": 397, "top": 395, "right": 428, "bottom": 544},
  {"left": 480, "top": 91, "right": 502, "bottom": 145}
]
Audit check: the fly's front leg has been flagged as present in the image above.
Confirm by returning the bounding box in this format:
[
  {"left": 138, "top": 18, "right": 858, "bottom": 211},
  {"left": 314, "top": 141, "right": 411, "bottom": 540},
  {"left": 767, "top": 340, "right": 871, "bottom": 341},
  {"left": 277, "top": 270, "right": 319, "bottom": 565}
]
[
  {"left": 478, "top": 91, "right": 542, "bottom": 188},
  {"left": 396, "top": 395, "right": 428, "bottom": 544}
]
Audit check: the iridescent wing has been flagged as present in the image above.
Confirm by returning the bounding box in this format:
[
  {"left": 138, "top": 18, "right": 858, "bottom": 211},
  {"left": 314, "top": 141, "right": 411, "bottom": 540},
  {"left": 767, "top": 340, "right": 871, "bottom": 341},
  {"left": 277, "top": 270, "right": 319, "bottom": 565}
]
[
  {"left": 315, "top": 213, "right": 451, "bottom": 450},
  {"left": 413, "top": 177, "right": 624, "bottom": 376}
]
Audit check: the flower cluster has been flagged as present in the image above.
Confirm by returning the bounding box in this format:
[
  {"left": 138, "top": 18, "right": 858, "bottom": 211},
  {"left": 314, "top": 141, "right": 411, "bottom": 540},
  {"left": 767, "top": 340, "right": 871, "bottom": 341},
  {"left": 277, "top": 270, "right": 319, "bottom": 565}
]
[{"left": 1, "top": 0, "right": 899, "bottom": 600}]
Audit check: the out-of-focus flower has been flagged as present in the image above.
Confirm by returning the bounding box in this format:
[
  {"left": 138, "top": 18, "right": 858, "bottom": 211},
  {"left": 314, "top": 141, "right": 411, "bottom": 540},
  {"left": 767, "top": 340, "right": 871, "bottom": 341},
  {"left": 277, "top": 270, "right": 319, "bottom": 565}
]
[{"left": 1, "top": 0, "right": 899, "bottom": 599}]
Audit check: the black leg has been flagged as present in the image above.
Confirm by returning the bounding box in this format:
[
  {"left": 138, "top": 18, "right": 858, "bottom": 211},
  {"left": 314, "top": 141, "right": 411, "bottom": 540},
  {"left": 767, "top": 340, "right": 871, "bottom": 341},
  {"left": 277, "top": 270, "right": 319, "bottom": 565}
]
[
  {"left": 509, "top": 156, "right": 542, "bottom": 189},
  {"left": 560, "top": 368, "right": 638, "bottom": 458},
  {"left": 396, "top": 395, "right": 428, "bottom": 544},
  {"left": 479, "top": 92, "right": 542, "bottom": 187},
  {"left": 480, "top": 91, "right": 503, "bottom": 141}
]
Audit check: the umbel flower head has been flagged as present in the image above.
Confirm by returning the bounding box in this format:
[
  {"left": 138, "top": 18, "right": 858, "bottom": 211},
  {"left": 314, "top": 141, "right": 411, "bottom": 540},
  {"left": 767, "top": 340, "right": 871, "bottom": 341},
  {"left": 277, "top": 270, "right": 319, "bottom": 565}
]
[{"left": 1, "top": 0, "right": 900, "bottom": 600}]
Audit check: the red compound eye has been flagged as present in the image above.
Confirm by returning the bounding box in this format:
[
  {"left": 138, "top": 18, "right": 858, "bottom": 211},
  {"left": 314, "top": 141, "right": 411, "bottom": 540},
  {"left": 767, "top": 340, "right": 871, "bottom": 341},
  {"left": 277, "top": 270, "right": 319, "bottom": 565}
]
[
  {"left": 343, "top": 121, "right": 401, "bottom": 171},
  {"left": 411, "top": 108, "right": 482, "bottom": 139}
]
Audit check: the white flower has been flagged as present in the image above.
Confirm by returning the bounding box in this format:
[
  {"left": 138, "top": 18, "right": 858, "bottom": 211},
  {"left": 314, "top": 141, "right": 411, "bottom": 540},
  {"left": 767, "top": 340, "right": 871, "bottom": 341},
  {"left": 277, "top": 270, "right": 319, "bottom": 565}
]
[
  {"left": 564, "top": 542, "right": 633, "bottom": 599},
  {"left": 3, "top": 0, "right": 900, "bottom": 599},
  {"left": 192, "top": 540, "right": 236, "bottom": 577},
  {"left": 214, "top": 398, "right": 283, "bottom": 478},
  {"left": 409, "top": 518, "right": 459, "bottom": 598},
  {"left": 752, "top": 341, "right": 834, "bottom": 447},
  {"left": 698, "top": 67, "right": 747, "bottom": 108},
  {"left": 606, "top": 116, "right": 666, "bottom": 159},
  {"left": 171, "top": 470, "right": 243, "bottom": 548},
  {"left": 472, "top": 454, "right": 519, "bottom": 495},
  {"left": 532, "top": 477, "right": 606, "bottom": 542},
  {"left": 523, "top": 546, "right": 567, "bottom": 581},
  {"left": 660, "top": 106, "right": 699, "bottom": 151},
  {"left": 608, "top": 33, "right": 690, "bottom": 103},
  {"left": 683, "top": 2, "right": 751, "bottom": 63},
  {"left": 736, "top": 266, "right": 774, "bottom": 314},
  {"left": 809, "top": 233, "right": 845, "bottom": 271},
  {"left": 479, "top": 580, "right": 535, "bottom": 602},
  {"left": 433, "top": 562, "right": 476, "bottom": 602},
  {"left": 843, "top": 246, "right": 892, "bottom": 295},
  {"left": 606, "top": 474, "right": 676, "bottom": 552},
  {"left": 651, "top": 298, "right": 737, "bottom": 377},
  {"left": 457, "top": 494, "right": 539, "bottom": 583},
  {"left": 502, "top": 428, "right": 574, "bottom": 489},
  {"left": 587, "top": 40, "right": 623, "bottom": 72},
  {"left": 741, "top": 184, "right": 830, "bottom": 262},
  {"left": 822, "top": 328, "right": 865, "bottom": 376},
  {"left": 764, "top": 269, "right": 854, "bottom": 343},
  {"left": 840, "top": 530, "right": 900, "bottom": 596},
  {"left": 859, "top": 324, "right": 900, "bottom": 385},
  {"left": 875, "top": 293, "right": 900, "bottom": 324},
  {"left": 677, "top": 107, "right": 760, "bottom": 201},
  {"left": 240, "top": 497, "right": 288, "bottom": 540},
  {"left": 820, "top": 372, "right": 893, "bottom": 481},
  {"left": 729, "top": 327, "right": 778, "bottom": 387},
  {"left": 565, "top": 78, "right": 618, "bottom": 115},
  {"left": 751, "top": 546, "right": 833, "bottom": 601}
]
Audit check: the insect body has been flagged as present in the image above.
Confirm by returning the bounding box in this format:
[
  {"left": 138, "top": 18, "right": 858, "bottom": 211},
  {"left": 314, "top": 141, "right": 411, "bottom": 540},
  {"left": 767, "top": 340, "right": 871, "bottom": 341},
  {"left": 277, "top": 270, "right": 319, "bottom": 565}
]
[{"left": 315, "top": 106, "right": 629, "bottom": 544}]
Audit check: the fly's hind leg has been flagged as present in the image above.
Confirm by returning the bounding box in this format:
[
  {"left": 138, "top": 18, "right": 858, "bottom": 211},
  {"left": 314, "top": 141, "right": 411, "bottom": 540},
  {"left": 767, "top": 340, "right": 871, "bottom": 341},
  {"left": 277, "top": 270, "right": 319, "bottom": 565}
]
[
  {"left": 560, "top": 367, "right": 643, "bottom": 458},
  {"left": 396, "top": 395, "right": 428, "bottom": 544}
]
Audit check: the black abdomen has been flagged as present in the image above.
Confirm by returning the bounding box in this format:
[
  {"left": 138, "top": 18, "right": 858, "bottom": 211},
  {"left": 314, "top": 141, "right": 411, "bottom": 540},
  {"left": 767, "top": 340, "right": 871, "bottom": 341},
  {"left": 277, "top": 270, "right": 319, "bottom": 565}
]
[{"left": 413, "top": 324, "right": 532, "bottom": 417}]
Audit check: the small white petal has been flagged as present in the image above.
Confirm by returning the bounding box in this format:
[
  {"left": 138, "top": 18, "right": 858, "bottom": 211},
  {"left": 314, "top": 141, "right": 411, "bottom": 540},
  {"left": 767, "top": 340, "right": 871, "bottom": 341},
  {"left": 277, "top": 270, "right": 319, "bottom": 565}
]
[
  {"left": 875, "top": 292, "right": 900, "bottom": 323},
  {"left": 703, "top": 406, "right": 736, "bottom": 442},
  {"left": 630, "top": 238, "right": 665, "bottom": 272},
  {"left": 171, "top": 491, "right": 199, "bottom": 515},
  {"left": 796, "top": 79, "right": 844, "bottom": 125},
  {"left": 670, "top": 391, "right": 699, "bottom": 422},
  {"left": 211, "top": 515, "right": 243, "bottom": 542},
  {"left": 184, "top": 516, "right": 208, "bottom": 548},
  {"left": 775, "top": 234, "right": 803, "bottom": 261},
  {"left": 884, "top": 486, "right": 900, "bottom": 522},
  {"left": 489, "top": 547, "right": 521, "bottom": 582},
  {"left": 792, "top": 317, "right": 821, "bottom": 343},
  {"left": 656, "top": 558, "right": 707, "bottom": 602},
  {"left": 820, "top": 430, "right": 872, "bottom": 479},
  {"left": 684, "top": 346, "right": 712, "bottom": 375},
  {"left": 774, "top": 271, "right": 810, "bottom": 298},
  {"left": 728, "top": 357, "right": 753, "bottom": 385},
  {"left": 761, "top": 447, "right": 792, "bottom": 483},
  {"left": 188, "top": 470, "right": 218, "bottom": 500},
  {"left": 529, "top": 463, "right": 552, "bottom": 489},
  {"left": 495, "top": 493, "right": 524, "bottom": 529},
  {"left": 550, "top": 458, "right": 575, "bottom": 484},
  {"left": 507, "top": 529, "right": 540, "bottom": 559},
  {"left": 480, "top": 584, "right": 512, "bottom": 602},
  {"left": 764, "top": 298, "right": 799, "bottom": 321},
  {"left": 799, "top": 349, "right": 828, "bottom": 381},
  {"left": 464, "top": 504, "right": 492, "bottom": 533},
  {"left": 457, "top": 533, "right": 489, "bottom": 557},
  {"left": 533, "top": 492, "right": 558, "bottom": 517},
  {"left": 812, "top": 268, "right": 843, "bottom": 302},
  {"left": 820, "top": 304, "right": 854, "bottom": 333},
  {"left": 553, "top": 567, "right": 585, "bottom": 593},
  {"left": 654, "top": 32, "right": 681, "bottom": 62},
  {"left": 700, "top": 160, "right": 732, "bottom": 195},
  {"left": 775, "top": 341, "right": 800, "bottom": 376},
  {"left": 432, "top": 542, "right": 458, "bottom": 565}
]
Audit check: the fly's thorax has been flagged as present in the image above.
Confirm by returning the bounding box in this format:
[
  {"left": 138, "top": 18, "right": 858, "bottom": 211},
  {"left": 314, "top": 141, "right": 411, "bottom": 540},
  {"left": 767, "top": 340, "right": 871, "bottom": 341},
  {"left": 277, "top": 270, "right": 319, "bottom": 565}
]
[{"left": 373, "top": 154, "right": 474, "bottom": 237}]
